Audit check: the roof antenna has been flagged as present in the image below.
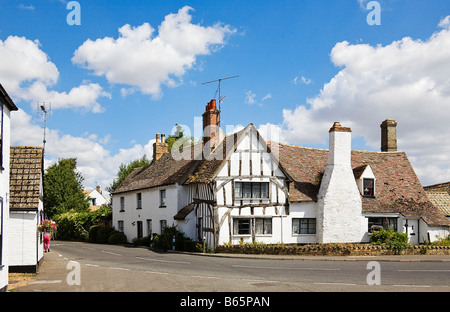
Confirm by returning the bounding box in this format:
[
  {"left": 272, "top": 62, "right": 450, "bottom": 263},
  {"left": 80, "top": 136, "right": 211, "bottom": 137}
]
[
  {"left": 37, "top": 102, "right": 51, "bottom": 156},
  {"left": 202, "top": 75, "right": 239, "bottom": 127}
]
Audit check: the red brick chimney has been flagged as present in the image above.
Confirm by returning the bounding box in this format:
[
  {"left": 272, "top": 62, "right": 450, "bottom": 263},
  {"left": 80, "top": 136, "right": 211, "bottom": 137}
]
[
  {"left": 202, "top": 99, "right": 220, "bottom": 149},
  {"left": 153, "top": 132, "right": 168, "bottom": 162}
]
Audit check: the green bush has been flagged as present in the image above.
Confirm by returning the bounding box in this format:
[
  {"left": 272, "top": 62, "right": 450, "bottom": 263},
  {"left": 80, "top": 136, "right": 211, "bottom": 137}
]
[
  {"left": 183, "top": 240, "right": 203, "bottom": 252},
  {"left": 52, "top": 206, "right": 112, "bottom": 241},
  {"left": 96, "top": 226, "right": 115, "bottom": 244},
  {"left": 88, "top": 225, "right": 102, "bottom": 243},
  {"left": 370, "top": 228, "right": 409, "bottom": 254},
  {"left": 132, "top": 235, "right": 151, "bottom": 246},
  {"left": 108, "top": 231, "right": 127, "bottom": 244}
]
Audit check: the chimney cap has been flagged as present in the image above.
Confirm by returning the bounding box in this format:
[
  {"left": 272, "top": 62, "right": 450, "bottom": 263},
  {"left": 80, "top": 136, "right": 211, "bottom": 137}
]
[
  {"left": 329, "top": 122, "right": 351, "bottom": 133},
  {"left": 381, "top": 119, "right": 397, "bottom": 126}
]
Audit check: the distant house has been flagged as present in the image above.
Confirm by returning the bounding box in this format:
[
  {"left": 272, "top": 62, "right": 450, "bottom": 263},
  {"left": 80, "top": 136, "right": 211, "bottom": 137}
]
[
  {"left": 0, "top": 84, "right": 18, "bottom": 291},
  {"left": 112, "top": 99, "right": 449, "bottom": 248},
  {"left": 9, "top": 146, "right": 44, "bottom": 273},
  {"left": 84, "top": 185, "right": 110, "bottom": 211},
  {"left": 424, "top": 182, "right": 450, "bottom": 221}
]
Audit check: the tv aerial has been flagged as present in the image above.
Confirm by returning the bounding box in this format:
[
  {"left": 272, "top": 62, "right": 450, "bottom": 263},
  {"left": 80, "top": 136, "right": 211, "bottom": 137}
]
[
  {"left": 202, "top": 75, "right": 239, "bottom": 127},
  {"left": 37, "top": 102, "right": 52, "bottom": 154}
]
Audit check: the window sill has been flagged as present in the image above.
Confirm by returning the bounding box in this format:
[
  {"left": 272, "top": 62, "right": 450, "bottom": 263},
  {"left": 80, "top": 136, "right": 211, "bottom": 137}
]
[{"left": 292, "top": 233, "right": 316, "bottom": 236}]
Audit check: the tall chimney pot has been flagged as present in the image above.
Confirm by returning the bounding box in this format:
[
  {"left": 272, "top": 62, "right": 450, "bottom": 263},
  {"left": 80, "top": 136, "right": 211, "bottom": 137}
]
[
  {"left": 203, "top": 99, "right": 220, "bottom": 149},
  {"left": 380, "top": 119, "right": 397, "bottom": 152},
  {"left": 153, "top": 132, "right": 168, "bottom": 162}
]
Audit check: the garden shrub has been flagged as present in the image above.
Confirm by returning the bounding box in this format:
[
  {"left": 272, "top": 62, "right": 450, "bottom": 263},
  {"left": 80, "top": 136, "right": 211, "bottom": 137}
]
[
  {"left": 108, "top": 231, "right": 127, "bottom": 244},
  {"left": 88, "top": 225, "right": 102, "bottom": 243},
  {"left": 52, "top": 206, "right": 112, "bottom": 241},
  {"left": 132, "top": 235, "right": 151, "bottom": 246},
  {"left": 95, "top": 226, "right": 115, "bottom": 244},
  {"left": 369, "top": 228, "right": 409, "bottom": 254}
]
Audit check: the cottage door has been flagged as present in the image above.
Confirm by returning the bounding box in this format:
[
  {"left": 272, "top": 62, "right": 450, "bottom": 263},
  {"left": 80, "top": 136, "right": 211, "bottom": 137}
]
[
  {"left": 405, "top": 219, "right": 419, "bottom": 245},
  {"left": 137, "top": 221, "right": 143, "bottom": 239}
]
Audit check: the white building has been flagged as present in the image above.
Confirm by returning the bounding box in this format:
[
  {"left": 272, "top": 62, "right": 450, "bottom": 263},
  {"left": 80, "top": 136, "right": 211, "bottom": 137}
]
[
  {"left": 9, "top": 146, "right": 44, "bottom": 273},
  {"left": 112, "top": 99, "right": 449, "bottom": 248},
  {"left": 0, "top": 84, "right": 18, "bottom": 291},
  {"left": 84, "top": 185, "right": 110, "bottom": 211}
]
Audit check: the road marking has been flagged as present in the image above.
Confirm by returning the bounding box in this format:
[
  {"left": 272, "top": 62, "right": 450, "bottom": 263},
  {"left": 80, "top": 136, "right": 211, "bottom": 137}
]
[
  {"left": 85, "top": 263, "right": 99, "bottom": 267},
  {"left": 398, "top": 269, "right": 450, "bottom": 272},
  {"left": 190, "top": 275, "right": 220, "bottom": 279},
  {"left": 110, "top": 267, "right": 130, "bottom": 271},
  {"left": 314, "top": 282, "right": 356, "bottom": 286},
  {"left": 393, "top": 284, "right": 431, "bottom": 288},
  {"left": 232, "top": 264, "right": 340, "bottom": 271},
  {"left": 135, "top": 256, "right": 190, "bottom": 264},
  {"left": 30, "top": 280, "right": 62, "bottom": 284},
  {"left": 145, "top": 271, "right": 170, "bottom": 275},
  {"left": 101, "top": 250, "right": 122, "bottom": 256}
]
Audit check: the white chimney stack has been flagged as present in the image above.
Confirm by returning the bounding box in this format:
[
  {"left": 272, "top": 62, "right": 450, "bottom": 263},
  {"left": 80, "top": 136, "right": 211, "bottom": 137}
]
[{"left": 317, "top": 122, "right": 367, "bottom": 243}]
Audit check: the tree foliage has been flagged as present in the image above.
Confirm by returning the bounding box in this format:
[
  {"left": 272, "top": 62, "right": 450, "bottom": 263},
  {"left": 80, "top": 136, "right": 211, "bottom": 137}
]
[
  {"left": 44, "top": 158, "right": 90, "bottom": 218},
  {"left": 166, "top": 124, "right": 195, "bottom": 152}
]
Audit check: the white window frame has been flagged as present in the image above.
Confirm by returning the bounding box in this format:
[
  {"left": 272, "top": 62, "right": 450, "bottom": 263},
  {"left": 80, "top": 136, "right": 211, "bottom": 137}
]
[{"left": 159, "top": 189, "right": 166, "bottom": 207}]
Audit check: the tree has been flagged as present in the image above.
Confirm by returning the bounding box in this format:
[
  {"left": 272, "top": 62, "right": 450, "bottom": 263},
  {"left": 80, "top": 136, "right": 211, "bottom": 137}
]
[
  {"left": 166, "top": 124, "right": 196, "bottom": 152},
  {"left": 44, "top": 158, "right": 90, "bottom": 218},
  {"left": 107, "top": 155, "right": 151, "bottom": 193}
]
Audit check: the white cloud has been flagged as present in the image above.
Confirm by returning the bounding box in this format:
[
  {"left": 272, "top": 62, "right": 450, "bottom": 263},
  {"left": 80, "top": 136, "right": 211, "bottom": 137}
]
[
  {"left": 72, "top": 6, "right": 235, "bottom": 98},
  {"left": 17, "top": 4, "right": 35, "bottom": 10},
  {"left": 293, "top": 76, "right": 312, "bottom": 85},
  {"left": 245, "top": 90, "right": 256, "bottom": 105},
  {"left": 262, "top": 93, "right": 272, "bottom": 101},
  {"left": 11, "top": 109, "right": 154, "bottom": 188},
  {"left": 438, "top": 15, "right": 450, "bottom": 29},
  {"left": 245, "top": 90, "right": 271, "bottom": 107},
  {"left": 274, "top": 21, "right": 450, "bottom": 185},
  {"left": 0, "top": 36, "right": 110, "bottom": 112}
]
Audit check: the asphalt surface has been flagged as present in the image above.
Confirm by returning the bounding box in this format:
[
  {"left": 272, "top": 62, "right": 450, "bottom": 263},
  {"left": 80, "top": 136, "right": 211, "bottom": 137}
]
[{"left": 11, "top": 241, "right": 450, "bottom": 293}]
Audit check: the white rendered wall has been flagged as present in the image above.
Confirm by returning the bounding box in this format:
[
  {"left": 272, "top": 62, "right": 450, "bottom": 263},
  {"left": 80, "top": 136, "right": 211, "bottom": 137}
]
[
  {"left": 317, "top": 129, "right": 367, "bottom": 243},
  {"left": 0, "top": 108, "right": 11, "bottom": 290}
]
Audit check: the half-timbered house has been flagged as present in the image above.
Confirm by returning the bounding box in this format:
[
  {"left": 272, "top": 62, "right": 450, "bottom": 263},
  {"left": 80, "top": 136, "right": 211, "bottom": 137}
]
[{"left": 112, "top": 99, "right": 449, "bottom": 248}]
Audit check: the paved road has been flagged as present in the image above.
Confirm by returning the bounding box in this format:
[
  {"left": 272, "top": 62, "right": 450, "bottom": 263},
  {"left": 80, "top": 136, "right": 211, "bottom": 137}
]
[{"left": 15, "top": 241, "right": 450, "bottom": 293}]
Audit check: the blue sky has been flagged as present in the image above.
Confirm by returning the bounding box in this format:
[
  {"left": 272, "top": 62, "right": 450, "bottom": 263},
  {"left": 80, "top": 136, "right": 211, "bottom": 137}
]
[{"left": 1, "top": 0, "right": 449, "bottom": 188}]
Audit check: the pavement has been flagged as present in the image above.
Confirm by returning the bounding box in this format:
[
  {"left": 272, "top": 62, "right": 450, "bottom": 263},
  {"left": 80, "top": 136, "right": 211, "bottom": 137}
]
[{"left": 203, "top": 252, "right": 450, "bottom": 262}]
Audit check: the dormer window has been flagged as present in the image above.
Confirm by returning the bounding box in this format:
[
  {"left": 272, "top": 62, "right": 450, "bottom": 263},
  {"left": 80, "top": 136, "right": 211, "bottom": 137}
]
[
  {"left": 354, "top": 165, "right": 376, "bottom": 198},
  {"left": 363, "top": 178, "right": 375, "bottom": 197}
]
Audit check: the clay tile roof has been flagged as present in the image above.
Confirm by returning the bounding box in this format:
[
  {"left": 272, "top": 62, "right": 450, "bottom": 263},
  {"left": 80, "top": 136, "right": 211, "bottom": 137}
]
[
  {"left": 425, "top": 192, "right": 450, "bottom": 217},
  {"left": 112, "top": 151, "right": 198, "bottom": 194},
  {"left": 113, "top": 126, "right": 250, "bottom": 193},
  {"left": 273, "top": 142, "right": 450, "bottom": 227},
  {"left": 9, "top": 146, "right": 43, "bottom": 210},
  {"left": 424, "top": 182, "right": 450, "bottom": 194}
]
